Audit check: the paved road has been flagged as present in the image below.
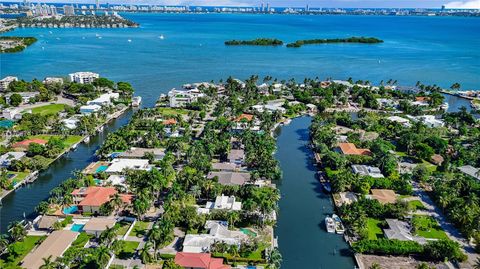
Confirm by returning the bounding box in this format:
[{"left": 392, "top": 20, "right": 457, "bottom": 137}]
[{"left": 412, "top": 182, "right": 479, "bottom": 268}]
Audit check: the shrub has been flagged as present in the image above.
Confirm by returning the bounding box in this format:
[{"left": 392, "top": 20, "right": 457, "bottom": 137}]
[{"left": 352, "top": 239, "right": 423, "bottom": 256}]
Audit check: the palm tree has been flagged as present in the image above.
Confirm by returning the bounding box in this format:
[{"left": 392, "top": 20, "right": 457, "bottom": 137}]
[
  {"left": 39, "top": 255, "right": 56, "bottom": 269},
  {"left": 110, "top": 193, "right": 125, "bottom": 214},
  {"left": 474, "top": 257, "right": 480, "bottom": 269},
  {"left": 8, "top": 221, "right": 26, "bottom": 241},
  {"left": 94, "top": 246, "right": 111, "bottom": 268},
  {"left": 99, "top": 226, "right": 117, "bottom": 247},
  {"left": 60, "top": 195, "right": 73, "bottom": 214},
  {"left": 139, "top": 241, "right": 154, "bottom": 263},
  {"left": 0, "top": 233, "right": 10, "bottom": 253},
  {"left": 267, "top": 247, "right": 282, "bottom": 269}
]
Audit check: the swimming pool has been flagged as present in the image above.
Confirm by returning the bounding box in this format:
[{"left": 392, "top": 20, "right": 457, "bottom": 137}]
[
  {"left": 94, "top": 179, "right": 102, "bottom": 185},
  {"left": 95, "top": 165, "right": 109, "bottom": 173},
  {"left": 240, "top": 228, "right": 257, "bottom": 237},
  {"left": 63, "top": 205, "right": 78, "bottom": 214},
  {"left": 71, "top": 224, "right": 84, "bottom": 232}
]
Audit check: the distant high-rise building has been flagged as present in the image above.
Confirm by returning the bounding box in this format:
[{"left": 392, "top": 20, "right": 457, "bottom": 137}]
[
  {"left": 260, "top": 3, "right": 264, "bottom": 12},
  {"left": 63, "top": 5, "right": 75, "bottom": 16},
  {"left": 306, "top": 5, "right": 309, "bottom": 11},
  {"left": 96, "top": 0, "right": 100, "bottom": 10},
  {"left": 266, "top": 3, "right": 269, "bottom": 12}
]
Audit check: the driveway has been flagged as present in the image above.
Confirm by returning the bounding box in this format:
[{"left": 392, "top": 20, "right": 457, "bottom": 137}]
[{"left": 412, "top": 182, "right": 479, "bottom": 268}]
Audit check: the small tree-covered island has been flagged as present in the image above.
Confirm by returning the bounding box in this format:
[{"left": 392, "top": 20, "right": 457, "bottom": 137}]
[
  {"left": 0, "top": 75, "right": 479, "bottom": 269},
  {"left": 286, "top": 37, "right": 384, "bottom": 47},
  {"left": 0, "top": 36, "right": 37, "bottom": 53},
  {"left": 225, "top": 38, "right": 284, "bottom": 46}
]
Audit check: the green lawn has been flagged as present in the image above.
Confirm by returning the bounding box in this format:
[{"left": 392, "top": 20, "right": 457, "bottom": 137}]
[
  {"left": 114, "top": 221, "right": 132, "bottom": 236},
  {"left": 157, "top": 107, "right": 189, "bottom": 116},
  {"left": 408, "top": 200, "right": 427, "bottom": 211},
  {"left": 71, "top": 232, "right": 92, "bottom": 247},
  {"left": 0, "top": 236, "right": 45, "bottom": 269},
  {"left": 412, "top": 215, "right": 448, "bottom": 240},
  {"left": 366, "top": 218, "right": 384, "bottom": 240},
  {"left": 115, "top": 241, "right": 139, "bottom": 260},
  {"left": 29, "top": 135, "right": 83, "bottom": 147},
  {"left": 129, "top": 221, "right": 150, "bottom": 237},
  {"left": 31, "top": 104, "right": 66, "bottom": 115}
]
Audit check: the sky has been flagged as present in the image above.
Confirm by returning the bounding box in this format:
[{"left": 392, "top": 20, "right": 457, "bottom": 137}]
[{"left": 29, "top": 0, "right": 480, "bottom": 9}]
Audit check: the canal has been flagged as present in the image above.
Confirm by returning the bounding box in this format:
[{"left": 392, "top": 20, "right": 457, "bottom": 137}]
[
  {"left": 275, "top": 116, "right": 356, "bottom": 269},
  {"left": 0, "top": 110, "right": 133, "bottom": 233}
]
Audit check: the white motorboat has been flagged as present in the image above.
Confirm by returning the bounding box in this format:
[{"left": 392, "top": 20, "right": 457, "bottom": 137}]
[
  {"left": 325, "top": 216, "right": 335, "bottom": 233},
  {"left": 132, "top": 96, "right": 142, "bottom": 107},
  {"left": 440, "top": 102, "right": 449, "bottom": 110},
  {"left": 332, "top": 214, "right": 345, "bottom": 234}
]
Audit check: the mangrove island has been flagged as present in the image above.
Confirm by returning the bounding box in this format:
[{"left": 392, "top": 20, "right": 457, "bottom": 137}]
[
  {"left": 286, "top": 36, "right": 384, "bottom": 47},
  {"left": 0, "top": 36, "right": 37, "bottom": 53},
  {"left": 225, "top": 38, "right": 284, "bottom": 46}
]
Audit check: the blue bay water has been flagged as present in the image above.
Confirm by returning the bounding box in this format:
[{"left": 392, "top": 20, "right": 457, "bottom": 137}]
[{"left": 1, "top": 14, "right": 479, "bottom": 108}]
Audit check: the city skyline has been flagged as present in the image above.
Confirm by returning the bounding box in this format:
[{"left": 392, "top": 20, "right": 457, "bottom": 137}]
[{"left": 12, "top": 0, "right": 480, "bottom": 9}]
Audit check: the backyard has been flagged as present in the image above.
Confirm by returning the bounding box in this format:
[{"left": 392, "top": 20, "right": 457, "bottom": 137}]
[
  {"left": 412, "top": 215, "right": 448, "bottom": 240},
  {"left": 129, "top": 221, "right": 150, "bottom": 237},
  {"left": 31, "top": 104, "right": 66, "bottom": 115},
  {"left": 115, "top": 240, "right": 140, "bottom": 259},
  {"left": 0, "top": 235, "right": 45, "bottom": 269},
  {"left": 366, "top": 218, "right": 384, "bottom": 240},
  {"left": 29, "top": 134, "right": 83, "bottom": 148},
  {"left": 114, "top": 221, "right": 132, "bottom": 237}
]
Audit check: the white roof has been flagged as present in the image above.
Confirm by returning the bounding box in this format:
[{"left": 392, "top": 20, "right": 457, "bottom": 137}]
[
  {"left": 80, "top": 104, "right": 101, "bottom": 110},
  {"left": 105, "top": 158, "right": 150, "bottom": 173},
  {"left": 87, "top": 92, "right": 119, "bottom": 105}
]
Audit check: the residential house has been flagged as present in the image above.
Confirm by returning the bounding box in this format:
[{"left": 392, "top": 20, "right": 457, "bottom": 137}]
[
  {"left": 457, "top": 165, "right": 480, "bottom": 180},
  {"left": 80, "top": 104, "right": 101, "bottom": 114},
  {"left": 43, "top": 77, "right": 64, "bottom": 84},
  {"left": 5, "top": 92, "right": 39, "bottom": 104},
  {"left": 182, "top": 220, "right": 247, "bottom": 253},
  {"left": 21, "top": 230, "right": 78, "bottom": 269},
  {"left": 105, "top": 158, "right": 152, "bottom": 174},
  {"left": 337, "top": 143, "right": 372, "bottom": 156},
  {"left": 174, "top": 252, "right": 231, "bottom": 269},
  {"left": 383, "top": 219, "right": 426, "bottom": 244},
  {"left": 211, "top": 162, "right": 237, "bottom": 172},
  {"left": 168, "top": 88, "right": 205, "bottom": 108},
  {"left": 12, "top": 138, "right": 47, "bottom": 150},
  {"left": 71, "top": 186, "right": 132, "bottom": 214},
  {"left": 118, "top": 147, "right": 165, "bottom": 161},
  {"left": 227, "top": 149, "right": 245, "bottom": 165},
  {"left": 0, "top": 152, "right": 26, "bottom": 167},
  {"left": 83, "top": 217, "right": 117, "bottom": 237},
  {"left": 2, "top": 108, "right": 23, "bottom": 120},
  {"left": 387, "top": 116, "right": 411, "bottom": 127},
  {"left": 207, "top": 172, "right": 251, "bottom": 186},
  {"left": 352, "top": 165, "right": 384, "bottom": 178},
  {"left": 197, "top": 194, "right": 242, "bottom": 214},
  {"left": 87, "top": 92, "right": 120, "bottom": 106}
]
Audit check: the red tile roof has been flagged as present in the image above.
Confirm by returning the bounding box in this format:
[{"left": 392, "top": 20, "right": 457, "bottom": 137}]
[
  {"left": 163, "top": 118, "right": 177, "bottom": 125},
  {"left": 338, "top": 143, "right": 372, "bottom": 156},
  {"left": 234, "top": 113, "right": 254, "bottom": 122},
  {"left": 12, "top": 138, "right": 48, "bottom": 148},
  {"left": 174, "top": 252, "right": 230, "bottom": 269},
  {"left": 71, "top": 187, "right": 131, "bottom": 207}
]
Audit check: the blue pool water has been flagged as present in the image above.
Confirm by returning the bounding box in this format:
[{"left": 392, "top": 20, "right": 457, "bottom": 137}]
[
  {"left": 71, "top": 224, "right": 84, "bottom": 232},
  {"left": 95, "top": 165, "right": 109, "bottom": 173},
  {"left": 94, "top": 179, "right": 102, "bottom": 185},
  {"left": 63, "top": 205, "right": 78, "bottom": 215}
]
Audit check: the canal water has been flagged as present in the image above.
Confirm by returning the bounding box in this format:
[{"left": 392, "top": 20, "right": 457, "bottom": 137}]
[
  {"left": 0, "top": 110, "right": 133, "bottom": 233},
  {"left": 275, "top": 116, "right": 355, "bottom": 269}
]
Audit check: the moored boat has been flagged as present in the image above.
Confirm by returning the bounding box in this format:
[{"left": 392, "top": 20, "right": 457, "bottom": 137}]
[
  {"left": 325, "top": 216, "right": 335, "bottom": 233},
  {"left": 132, "top": 96, "right": 142, "bottom": 107},
  {"left": 322, "top": 182, "right": 332, "bottom": 193},
  {"left": 332, "top": 214, "right": 345, "bottom": 234}
]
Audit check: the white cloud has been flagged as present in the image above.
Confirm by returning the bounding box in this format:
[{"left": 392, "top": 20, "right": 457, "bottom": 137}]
[{"left": 445, "top": 0, "right": 480, "bottom": 8}]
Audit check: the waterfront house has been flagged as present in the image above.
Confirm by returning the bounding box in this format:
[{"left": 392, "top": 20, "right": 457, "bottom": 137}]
[
  {"left": 197, "top": 194, "right": 242, "bottom": 214},
  {"left": 234, "top": 113, "right": 254, "bottom": 122},
  {"left": 174, "top": 252, "right": 231, "bottom": 269},
  {"left": 87, "top": 92, "right": 120, "bottom": 106},
  {"left": 0, "top": 76, "right": 18, "bottom": 91},
  {"left": 21, "top": 230, "right": 78, "bottom": 269},
  {"left": 12, "top": 138, "right": 48, "bottom": 150},
  {"left": 105, "top": 158, "right": 152, "bottom": 174},
  {"left": 407, "top": 115, "right": 445, "bottom": 128},
  {"left": 0, "top": 151, "right": 26, "bottom": 168},
  {"left": 369, "top": 189, "right": 397, "bottom": 204},
  {"left": 83, "top": 217, "right": 117, "bottom": 237},
  {"left": 336, "top": 142, "right": 372, "bottom": 156},
  {"left": 62, "top": 117, "right": 80, "bottom": 130},
  {"left": 211, "top": 162, "right": 238, "bottom": 172},
  {"left": 387, "top": 116, "right": 411, "bottom": 127},
  {"left": 207, "top": 171, "right": 251, "bottom": 186},
  {"left": 35, "top": 215, "right": 58, "bottom": 231},
  {"left": 71, "top": 186, "right": 132, "bottom": 214},
  {"left": 227, "top": 149, "right": 245, "bottom": 165},
  {"left": 168, "top": 88, "right": 205, "bottom": 108},
  {"left": 80, "top": 104, "right": 101, "bottom": 114},
  {"left": 43, "top": 77, "right": 64, "bottom": 84},
  {"left": 383, "top": 219, "right": 426, "bottom": 244},
  {"left": 182, "top": 220, "right": 247, "bottom": 253},
  {"left": 68, "top": 71, "right": 99, "bottom": 84},
  {"left": 118, "top": 147, "right": 166, "bottom": 161},
  {"left": 352, "top": 165, "right": 384, "bottom": 178}
]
